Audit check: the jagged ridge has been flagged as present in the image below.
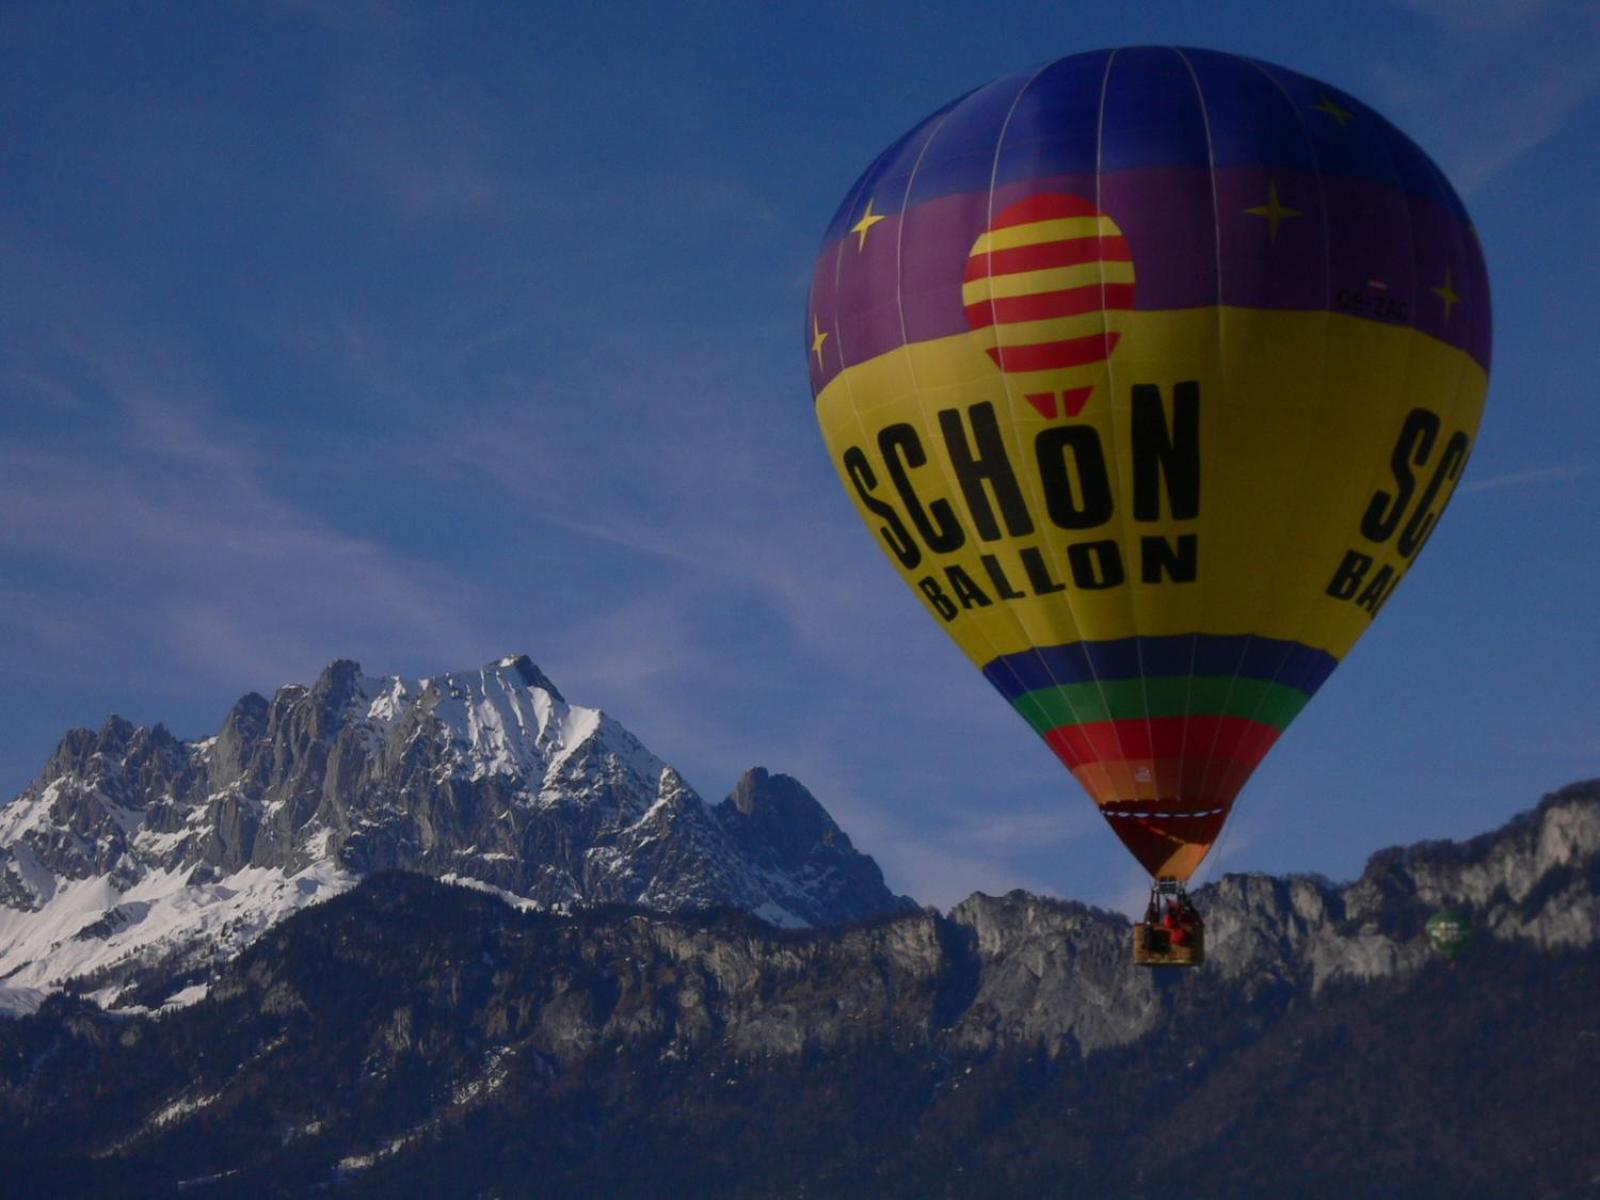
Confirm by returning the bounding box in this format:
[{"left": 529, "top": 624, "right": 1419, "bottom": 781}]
[
  {"left": 0, "top": 782, "right": 1596, "bottom": 1198},
  {"left": 0, "top": 657, "right": 911, "bottom": 1012}
]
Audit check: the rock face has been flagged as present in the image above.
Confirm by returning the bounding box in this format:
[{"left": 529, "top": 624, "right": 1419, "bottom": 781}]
[
  {"left": 1201, "top": 777, "right": 1600, "bottom": 991},
  {"left": 0, "top": 657, "right": 911, "bottom": 1012},
  {"left": 714, "top": 766, "right": 903, "bottom": 926},
  {"left": 914, "top": 779, "right": 1600, "bottom": 1056},
  {"left": 0, "top": 782, "right": 1597, "bottom": 1199}
]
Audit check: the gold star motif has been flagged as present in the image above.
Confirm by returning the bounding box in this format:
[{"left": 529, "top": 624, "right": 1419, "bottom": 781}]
[
  {"left": 1312, "top": 94, "right": 1353, "bottom": 128},
  {"left": 1432, "top": 267, "right": 1461, "bottom": 324},
  {"left": 849, "top": 199, "right": 887, "bottom": 250},
  {"left": 811, "top": 315, "right": 829, "bottom": 367},
  {"left": 1245, "top": 181, "right": 1303, "bottom": 244}
]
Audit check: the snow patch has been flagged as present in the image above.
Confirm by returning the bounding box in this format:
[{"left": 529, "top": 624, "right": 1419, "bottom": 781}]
[
  {"left": 0, "top": 985, "right": 46, "bottom": 1016},
  {"left": 0, "top": 780, "right": 64, "bottom": 842},
  {"left": 440, "top": 873, "right": 544, "bottom": 913},
  {"left": 0, "top": 861, "right": 355, "bottom": 1004},
  {"left": 751, "top": 900, "right": 808, "bottom": 929},
  {"left": 148, "top": 1088, "right": 221, "bottom": 1132},
  {"left": 160, "top": 982, "right": 209, "bottom": 1011},
  {"left": 336, "top": 1132, "right": 415, "bottom": 1174},
  {"left": 364, "top": 673, "right": 412, "bottom": 727},
  {"left": 7, "top": 842, "right": 59, "bottom": 907}
]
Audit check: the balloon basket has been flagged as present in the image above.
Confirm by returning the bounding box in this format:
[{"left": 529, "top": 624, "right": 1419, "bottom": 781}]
[
  {"left": 1132, "top": 922, "right": 1205, "bottom": 966},
  {"left": 1133, "top": 878, "right": 1205, "bottom": 967}
]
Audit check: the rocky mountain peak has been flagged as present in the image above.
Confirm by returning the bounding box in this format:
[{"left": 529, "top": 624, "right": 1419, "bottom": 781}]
[
  {"left": 43, "top": 715, "right": 132, "bottom": 785},
  {"left": 0, "top": 655, "right": 909, "bottom": 1014},
  {"left": 497, "top": 654, "right": 565, "bottom": 702},
  {"left": 721, "top": 767, "right": 852, "bottom": 864},
  {"left": 725, "top": 764, "right": 771, "bottom": 814},
  {"left": 309, "top": 658, "right": 366, "bottom": 723},
  {"left": 655, "top": 765, "right": 696, "bottom": 805},
  {"left": 714, "top": 768, "right": 914, "bottom": 924}
]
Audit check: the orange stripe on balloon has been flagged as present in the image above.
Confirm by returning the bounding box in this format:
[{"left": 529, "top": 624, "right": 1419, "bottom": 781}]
[
  {"left": 1102, "top": 757, "right": 1248, "bottom": 806},
  {"left": 1070, "top": 761, "right": 1245, "bottom": 809}
]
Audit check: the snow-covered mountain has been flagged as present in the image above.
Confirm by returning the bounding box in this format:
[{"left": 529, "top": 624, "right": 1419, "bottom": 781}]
[
  {"left": 5, "top": 785, "right": 1597, "bottom": 1197},
  {"left": 0, "top": 656, "right": 911, "bottom": 1014}
]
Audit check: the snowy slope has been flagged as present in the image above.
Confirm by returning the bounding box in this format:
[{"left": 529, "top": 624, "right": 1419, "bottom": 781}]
[{"left": 0, "top": 657, "right": 909, "bottom": 1014}]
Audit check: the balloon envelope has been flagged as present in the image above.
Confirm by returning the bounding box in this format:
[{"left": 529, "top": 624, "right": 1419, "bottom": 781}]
[{"left": 808, "top": 48, "right": 1490, "bottom": 880}]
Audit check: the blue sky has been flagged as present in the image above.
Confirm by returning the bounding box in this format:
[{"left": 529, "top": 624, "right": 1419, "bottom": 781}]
[{"left": 2, "top": 0, "right": 1596, "bottom": 912}]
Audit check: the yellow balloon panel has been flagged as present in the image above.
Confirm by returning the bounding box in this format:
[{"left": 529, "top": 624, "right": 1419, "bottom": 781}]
[{"left": 817, "top": 309, "right": 1486, "bottom": 667}]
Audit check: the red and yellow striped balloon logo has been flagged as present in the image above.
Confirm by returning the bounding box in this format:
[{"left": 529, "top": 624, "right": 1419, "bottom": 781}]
[{"left": 962, "top": 193, "right": 1136, "bottom": 419}]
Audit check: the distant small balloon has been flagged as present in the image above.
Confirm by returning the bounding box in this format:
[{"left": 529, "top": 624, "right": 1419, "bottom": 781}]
[
  {"left": 1426, "top": 909, "right": 1475, "bottom": 961},
  {"left": 808, "top": 48, "right": 1490, "bottom": 882}
]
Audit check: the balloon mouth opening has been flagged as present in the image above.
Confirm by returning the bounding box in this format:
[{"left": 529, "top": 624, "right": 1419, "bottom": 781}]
[
  {"left": 1100, "top": 809, "right": 1222, "bottom": 819},
  {"left": 1099, "top": 803, "right": 1228, "bottom": 820},
  {"left": 1097, "top": 807, "right": 1229, "bottom": 882}
]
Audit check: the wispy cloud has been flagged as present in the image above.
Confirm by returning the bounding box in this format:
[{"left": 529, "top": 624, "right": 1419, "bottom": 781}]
[
  {"left": 312, "top": 17, "right": 787, "bottom": 239},
  {"left": 0, "top": 238, "right": 485, "bottom": 695},
  {"left": 326, "top": 74, "right": 509, "bottom": 225},
  {"left": 759, "top": 758, "right": 1064, "bottom": 910},
  {"left": 2, "top": 369, "right": 81, "bottom": 410},
  {"left": 929, "top": 804, "right": 1096, "bottom": 857},
  {"left": 1372, "top": 0, "right": 1600, "bottom": 193},
  {"left": 0, "top": 439, "right": 482, "bottom": 689},
  {"left": 1107, "top": 864, "right": 1158, "bottom": 922}
]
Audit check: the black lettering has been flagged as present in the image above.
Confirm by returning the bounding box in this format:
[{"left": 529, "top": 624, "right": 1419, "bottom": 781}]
[
  {"left": 844, "top": 447, "right": 920, "bottom": 569},
  {"left": 1325, "top": 549, "right": 1373, "bottom": 600},
  {"left": 944, "top": 565, "right": 993, "bottom": 609},
  {"left": 1397, "top": 431, "right": 1469, "bottom": 558},
  {"left": 938, "top": 403, "right": 1035, "bottom": 540},
  {"left": 1019, "top": 546, "right": 1066, "bottom": 595},
  {"left": 1140, "top": 533, "right": 1197, "bottom": 583},
  {"left": 918, "top": 575, "right": 957, "bottom": 621},
  {"left": 1035, "top": 426, "right": 1113, "bottom": 529},
  {"left": 1361, "top": 408, "right": 1439, "bottom": 543},
  {"left": 981, "top": 553, "right": 1026, "bottom": 600},
  {"left": 1131, "top": 381, "right": 1200, "bottom": 520},
  {"left": 1356, "top": 564, "right": 1397, "bottom": 614},
  {"left": 1068, "top": 540, "right": 1124, "bottom": 590},
  {"left": 878, "top": 424, "right": 965, "bottom": 554}
]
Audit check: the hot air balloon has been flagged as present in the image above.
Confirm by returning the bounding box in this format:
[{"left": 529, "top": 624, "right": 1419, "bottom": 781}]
[
  {"left": 807, "top": 48, "right": 1490, "bottom": 965},
  {"left": 1425, "top": 909, "right": 1475, "bottom": 963}
]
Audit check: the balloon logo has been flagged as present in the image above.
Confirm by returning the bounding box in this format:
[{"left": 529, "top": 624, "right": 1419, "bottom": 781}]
[
  {"left": 808, "top": 48, "right": 1490, "bottom": 883},
  {"left": 962, "top": 193, "right": 1135, "bottom": 420}
]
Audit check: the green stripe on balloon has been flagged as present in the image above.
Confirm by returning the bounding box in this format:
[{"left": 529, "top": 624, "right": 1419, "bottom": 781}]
[{"left": 1011, "top": 676, "right": 1312, "bottom": 735}]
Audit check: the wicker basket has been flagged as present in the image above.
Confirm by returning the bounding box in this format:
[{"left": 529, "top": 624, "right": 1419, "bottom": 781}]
[{"left": 1132, "top": 922, "right": 1205, "bottom": 967}]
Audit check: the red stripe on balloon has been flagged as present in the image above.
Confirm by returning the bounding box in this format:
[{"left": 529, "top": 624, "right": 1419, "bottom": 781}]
[
  {"left": 1043, "top": 716, "right": 1280, "bottom": 769},
  {"left": 984, "top": 332, "right": 1121, "bottom": 372},
  {"left": 963, "top": 235, "right": 1132, "bottom": 282},
  {"left": 963, "top": 282, "right": 1135, "bottom": 330}
]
